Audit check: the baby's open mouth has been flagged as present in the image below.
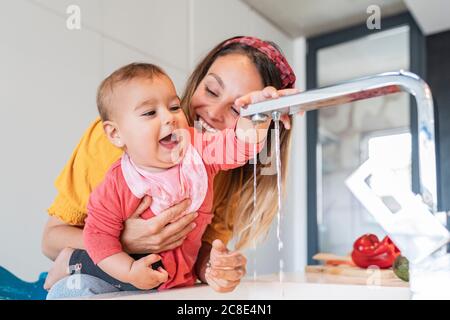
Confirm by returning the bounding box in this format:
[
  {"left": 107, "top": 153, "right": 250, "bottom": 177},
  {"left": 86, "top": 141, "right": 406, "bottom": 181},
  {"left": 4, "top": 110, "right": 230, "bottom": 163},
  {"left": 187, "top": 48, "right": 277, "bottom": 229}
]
[{"left": 159, "top": 132, "right": 179, "bottom": 150}]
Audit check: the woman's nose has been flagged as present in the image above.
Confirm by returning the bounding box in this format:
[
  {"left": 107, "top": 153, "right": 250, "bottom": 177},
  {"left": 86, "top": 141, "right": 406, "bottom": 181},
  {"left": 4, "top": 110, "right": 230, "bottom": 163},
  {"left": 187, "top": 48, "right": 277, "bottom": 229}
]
[{"left": 206, "top": 104, "right": 226, "bottom": 124}]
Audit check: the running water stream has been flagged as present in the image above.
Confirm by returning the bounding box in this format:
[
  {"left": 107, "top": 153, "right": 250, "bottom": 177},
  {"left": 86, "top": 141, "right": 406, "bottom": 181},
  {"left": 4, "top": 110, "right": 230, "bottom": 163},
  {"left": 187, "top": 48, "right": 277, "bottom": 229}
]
[
  {"left": 272, "top": 112, "right": 284, "bottom": 285},
  {"left": 250, "top": 113, "right": 284, "bottom": 294},
  {"left": 252, "top": 141, "right": 257, "bottom": 281}
]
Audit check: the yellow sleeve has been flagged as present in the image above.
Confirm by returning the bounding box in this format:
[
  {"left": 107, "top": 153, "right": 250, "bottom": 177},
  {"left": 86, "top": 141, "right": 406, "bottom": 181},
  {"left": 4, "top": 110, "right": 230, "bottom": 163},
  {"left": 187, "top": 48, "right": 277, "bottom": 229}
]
[{"left": 47, "top": 118, "right": 123, "bottom": 225}]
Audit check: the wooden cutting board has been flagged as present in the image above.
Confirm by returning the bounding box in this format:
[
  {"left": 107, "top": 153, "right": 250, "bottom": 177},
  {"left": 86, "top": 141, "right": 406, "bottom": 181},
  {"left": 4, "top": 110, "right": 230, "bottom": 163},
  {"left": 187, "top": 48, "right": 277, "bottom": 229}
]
[{"left": 305, "top": 265, "right": 409, "bottom": 287}]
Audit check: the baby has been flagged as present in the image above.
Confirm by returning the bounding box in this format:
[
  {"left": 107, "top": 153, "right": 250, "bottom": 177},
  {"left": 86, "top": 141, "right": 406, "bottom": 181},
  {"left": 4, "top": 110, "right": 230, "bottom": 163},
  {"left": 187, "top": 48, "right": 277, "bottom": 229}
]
[{"left": 44, "top": 62, "right": 270, "bottom": 291}]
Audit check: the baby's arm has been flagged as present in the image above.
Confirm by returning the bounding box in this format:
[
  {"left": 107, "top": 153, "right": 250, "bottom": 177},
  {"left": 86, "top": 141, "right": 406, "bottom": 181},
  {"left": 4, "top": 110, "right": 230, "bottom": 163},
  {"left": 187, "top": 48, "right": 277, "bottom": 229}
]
[
  {"left": 98, "top": 252, "right": 168, "bottom": 290},
  {"left": 195, "top": 117, "right": 268, "bottom": 173},
  {"left": 84, "top": 165, "right": 168, "bottom": 290}
]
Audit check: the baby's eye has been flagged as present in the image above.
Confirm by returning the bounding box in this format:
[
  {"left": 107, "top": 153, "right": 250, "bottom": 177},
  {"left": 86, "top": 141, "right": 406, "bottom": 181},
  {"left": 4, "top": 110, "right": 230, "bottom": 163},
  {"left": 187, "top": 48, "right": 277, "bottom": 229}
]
[
  {"left": 142, "top": 110, "right": 156, "bottom": 117},
  {"left": 170, "top": 105, "right": 181, "bottom": 112}
]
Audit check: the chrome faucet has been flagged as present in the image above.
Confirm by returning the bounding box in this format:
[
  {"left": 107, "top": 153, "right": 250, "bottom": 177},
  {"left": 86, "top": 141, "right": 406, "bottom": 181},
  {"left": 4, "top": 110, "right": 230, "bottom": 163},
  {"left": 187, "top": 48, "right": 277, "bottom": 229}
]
[
  {"left": 241, "top": 71, "right": 438, "bottom": 210},
  {"left": 241, "top": 71, "right": 450, "bottom": 297}
]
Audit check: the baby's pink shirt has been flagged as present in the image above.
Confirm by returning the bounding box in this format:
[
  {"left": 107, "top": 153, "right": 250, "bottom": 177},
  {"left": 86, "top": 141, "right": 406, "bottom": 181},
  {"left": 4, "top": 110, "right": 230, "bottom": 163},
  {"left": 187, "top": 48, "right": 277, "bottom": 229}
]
[{"left": 83, "top": 126, "right": 262, "bottom": 290}]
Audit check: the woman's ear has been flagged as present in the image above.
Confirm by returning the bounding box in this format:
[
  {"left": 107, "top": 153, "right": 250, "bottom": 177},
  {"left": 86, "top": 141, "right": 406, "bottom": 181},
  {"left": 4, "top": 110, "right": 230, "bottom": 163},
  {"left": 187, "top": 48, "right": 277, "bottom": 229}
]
[{"left": 103, "top": 120, "right": 124, "bottom": 148}]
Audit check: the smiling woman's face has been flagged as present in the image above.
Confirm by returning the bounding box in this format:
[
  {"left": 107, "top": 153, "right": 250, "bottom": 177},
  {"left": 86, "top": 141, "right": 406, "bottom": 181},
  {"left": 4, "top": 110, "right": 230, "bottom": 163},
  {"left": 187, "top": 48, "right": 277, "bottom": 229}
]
[{"left": 190, "top": 53, "right": 264, "bottom": 132}]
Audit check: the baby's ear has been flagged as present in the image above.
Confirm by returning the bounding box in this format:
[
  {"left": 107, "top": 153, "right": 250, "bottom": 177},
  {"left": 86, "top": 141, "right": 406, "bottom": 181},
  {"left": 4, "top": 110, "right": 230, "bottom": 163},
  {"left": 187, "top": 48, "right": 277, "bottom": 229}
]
[{"left": 103, "top": 120, "right": 124, "bottom": 148}]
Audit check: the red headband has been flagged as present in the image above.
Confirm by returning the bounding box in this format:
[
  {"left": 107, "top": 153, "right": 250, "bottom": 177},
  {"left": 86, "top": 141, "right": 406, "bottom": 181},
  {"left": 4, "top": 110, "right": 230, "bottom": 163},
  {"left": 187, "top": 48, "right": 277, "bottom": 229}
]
[{"left": 222, "top": 36, "right": 296, "bottom": 89}]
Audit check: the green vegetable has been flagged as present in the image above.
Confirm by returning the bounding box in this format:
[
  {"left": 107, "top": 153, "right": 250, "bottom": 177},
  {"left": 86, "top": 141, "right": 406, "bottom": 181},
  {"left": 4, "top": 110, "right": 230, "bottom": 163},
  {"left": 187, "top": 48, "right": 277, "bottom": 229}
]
[{"left": 393, "top": 255, "right": 409, "bottom": 282}]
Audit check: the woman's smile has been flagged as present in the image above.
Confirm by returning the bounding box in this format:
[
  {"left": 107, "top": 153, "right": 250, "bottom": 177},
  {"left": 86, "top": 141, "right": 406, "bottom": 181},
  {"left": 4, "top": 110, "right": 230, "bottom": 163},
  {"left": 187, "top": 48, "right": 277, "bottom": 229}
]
[{"left": 197, "top": 116, "right": 219, "bottom": 133}]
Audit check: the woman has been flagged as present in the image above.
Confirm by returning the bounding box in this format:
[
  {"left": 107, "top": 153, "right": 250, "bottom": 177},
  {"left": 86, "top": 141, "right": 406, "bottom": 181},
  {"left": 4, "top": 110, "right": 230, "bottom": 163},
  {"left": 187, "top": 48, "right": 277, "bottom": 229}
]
[{"left": 42, "top": 36, "right": 298, "bottom": 298}]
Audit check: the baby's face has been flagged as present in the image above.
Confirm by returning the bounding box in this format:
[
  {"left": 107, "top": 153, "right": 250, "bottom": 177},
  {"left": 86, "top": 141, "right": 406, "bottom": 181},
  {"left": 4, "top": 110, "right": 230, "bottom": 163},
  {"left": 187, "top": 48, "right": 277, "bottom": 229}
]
[{"left": 110, "top": 75, "right": 189, "bottom": 171}]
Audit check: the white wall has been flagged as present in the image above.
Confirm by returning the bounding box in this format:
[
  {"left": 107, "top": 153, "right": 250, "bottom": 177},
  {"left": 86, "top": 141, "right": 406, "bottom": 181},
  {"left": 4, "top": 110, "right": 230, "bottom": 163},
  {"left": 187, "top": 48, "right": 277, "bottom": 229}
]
[{"left": 0, "top": 0, "right": 306, "bottom": 281}]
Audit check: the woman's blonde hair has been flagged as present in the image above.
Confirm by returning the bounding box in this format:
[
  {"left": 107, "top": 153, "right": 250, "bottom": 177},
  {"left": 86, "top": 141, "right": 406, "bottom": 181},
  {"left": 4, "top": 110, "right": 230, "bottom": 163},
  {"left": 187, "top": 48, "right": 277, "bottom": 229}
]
[{"left": 181, "top": 37, "right": 293, "bottom": 249}]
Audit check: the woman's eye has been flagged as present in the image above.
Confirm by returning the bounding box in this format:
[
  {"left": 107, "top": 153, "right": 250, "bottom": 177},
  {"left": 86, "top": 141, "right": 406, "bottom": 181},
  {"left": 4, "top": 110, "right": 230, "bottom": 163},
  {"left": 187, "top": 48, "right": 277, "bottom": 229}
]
[
  {"left": 142, "top": 110, "right": 156, "bottom": 117},
  {"left": 206, "top": 86, "right": 218, "bottom": 97},
  {"left": 231, "top": 105, "right": 239, "bottom": 116},
  {"left": 170, "top": 105, "right": 181, "bottom": 112}
]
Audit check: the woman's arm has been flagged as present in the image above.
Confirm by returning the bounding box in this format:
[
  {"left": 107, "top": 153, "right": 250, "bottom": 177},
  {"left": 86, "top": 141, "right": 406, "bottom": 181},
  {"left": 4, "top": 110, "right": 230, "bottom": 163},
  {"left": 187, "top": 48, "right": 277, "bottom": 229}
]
[
  {"left": 41, "top": 197, "right": 198, "bottom": 261},
  {"left": 41, "top": 216, "right": 84, "bottom": 261}
]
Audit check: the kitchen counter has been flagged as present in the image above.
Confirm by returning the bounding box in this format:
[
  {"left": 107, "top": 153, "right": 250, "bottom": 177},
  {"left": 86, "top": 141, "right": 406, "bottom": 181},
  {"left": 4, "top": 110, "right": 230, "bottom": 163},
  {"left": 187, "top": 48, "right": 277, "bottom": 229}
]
[{"left": 77, "top": 272, "right": 411, "bottom": 300}]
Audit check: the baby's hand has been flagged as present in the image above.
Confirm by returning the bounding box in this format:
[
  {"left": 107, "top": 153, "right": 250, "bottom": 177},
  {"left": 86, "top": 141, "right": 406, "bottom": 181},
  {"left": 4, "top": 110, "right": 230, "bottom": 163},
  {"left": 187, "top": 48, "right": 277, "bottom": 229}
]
[
  {"left": 205, "top": 240, "right": 247, "bottom": 293},
  {"left": 128, "top": 254, "right": 168, "bottom": 290}
]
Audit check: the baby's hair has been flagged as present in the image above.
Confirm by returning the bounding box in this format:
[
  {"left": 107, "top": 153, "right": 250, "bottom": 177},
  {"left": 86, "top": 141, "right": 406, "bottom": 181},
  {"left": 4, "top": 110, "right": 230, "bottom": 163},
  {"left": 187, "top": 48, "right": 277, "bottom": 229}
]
[{"left": 97, "top": 62, "right": 167, "bottom": 121}]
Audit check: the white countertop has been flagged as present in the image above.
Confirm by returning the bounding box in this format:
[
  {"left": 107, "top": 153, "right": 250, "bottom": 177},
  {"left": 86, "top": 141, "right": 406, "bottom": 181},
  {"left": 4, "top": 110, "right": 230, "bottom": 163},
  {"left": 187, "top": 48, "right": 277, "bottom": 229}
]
[{"left": 79, "top": 272, "right": 411, "bottom": 300}]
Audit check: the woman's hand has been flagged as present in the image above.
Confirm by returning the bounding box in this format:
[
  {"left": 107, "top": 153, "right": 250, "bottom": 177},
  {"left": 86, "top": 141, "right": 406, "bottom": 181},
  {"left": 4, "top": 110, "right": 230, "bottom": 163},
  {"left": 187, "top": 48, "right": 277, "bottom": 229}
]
[
  {"left": 204, "top": 240, "right": 247, "bottom": 293},
  {"left": 234, "top": 86, "right": 302, "bottom": 130},
  {"left": 121, "top": 196, "right": 198, "bottom": 254}
]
